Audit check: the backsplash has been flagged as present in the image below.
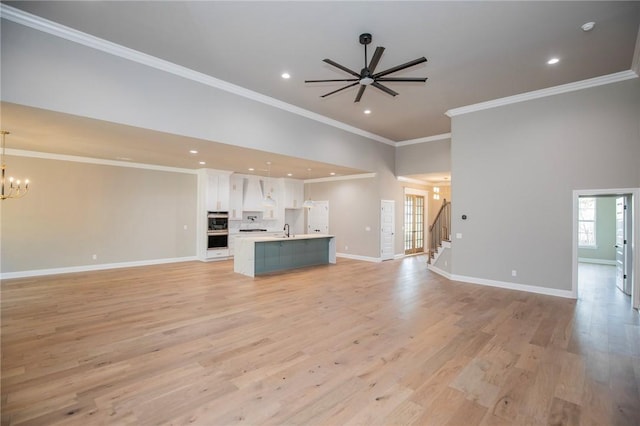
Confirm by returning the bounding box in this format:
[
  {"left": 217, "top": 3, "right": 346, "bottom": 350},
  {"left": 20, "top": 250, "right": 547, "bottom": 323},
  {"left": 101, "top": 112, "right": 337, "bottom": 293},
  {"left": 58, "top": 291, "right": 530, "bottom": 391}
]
[{"left": 229, "top": 212, "right": 270, "bottom": 232}]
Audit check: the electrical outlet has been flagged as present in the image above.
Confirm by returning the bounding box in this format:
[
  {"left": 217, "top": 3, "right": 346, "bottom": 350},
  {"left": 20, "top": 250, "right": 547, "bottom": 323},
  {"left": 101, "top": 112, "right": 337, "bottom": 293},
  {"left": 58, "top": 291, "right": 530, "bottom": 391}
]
[
  {"left": 345, "top": 245, "right": 349, "bottom": 251},
  {"left": 444, "top": 261, "right": 448, "bottom": 266},
  {"left": 92, "top": 254, "right": 97, "bottom": 260},
  {"left": 512, "top": 270, "right": 517, "bottom": 277},
  {"left": 456, "top": 233, "right": 463, "bottom": 239}
]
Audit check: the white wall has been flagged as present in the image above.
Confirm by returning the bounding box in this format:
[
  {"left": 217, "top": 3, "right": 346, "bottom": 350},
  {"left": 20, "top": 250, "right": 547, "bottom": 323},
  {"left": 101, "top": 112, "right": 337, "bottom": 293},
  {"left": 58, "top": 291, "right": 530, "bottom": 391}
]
[{"left": 450, "top": 78, "right": 640, "bottom": 292}]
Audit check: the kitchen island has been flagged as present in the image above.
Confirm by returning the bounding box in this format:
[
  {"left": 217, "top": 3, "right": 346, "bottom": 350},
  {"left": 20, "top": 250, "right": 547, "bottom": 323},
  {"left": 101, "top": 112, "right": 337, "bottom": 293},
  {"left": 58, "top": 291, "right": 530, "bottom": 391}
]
[{"left": 234, "top": 234, "right": 336, "bottom": 277}]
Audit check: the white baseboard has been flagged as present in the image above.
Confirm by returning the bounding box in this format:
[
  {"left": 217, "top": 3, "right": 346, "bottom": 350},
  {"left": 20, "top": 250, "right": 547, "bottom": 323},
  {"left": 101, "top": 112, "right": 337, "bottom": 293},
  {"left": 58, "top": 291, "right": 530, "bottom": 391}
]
[
  {"left": 394, "top": 253, "right": 406, "bottom": 260},
  {"left": 427, "top": 264, "right": 452, "bottom": 279},
  {"left": 0, "top": 256, "right": 199, "bottom": 280},
  {"left": 428, "top": 264, "right": 574, "bottom": 299},
  {"left": 578, "top": 258, "right": 616, "bottom": 266},
  {"left": 449, "top": 273, "right": 575, "bottom": 299},
  {"left": 336, "top": 253, "right": 381, "bottom": 263}
]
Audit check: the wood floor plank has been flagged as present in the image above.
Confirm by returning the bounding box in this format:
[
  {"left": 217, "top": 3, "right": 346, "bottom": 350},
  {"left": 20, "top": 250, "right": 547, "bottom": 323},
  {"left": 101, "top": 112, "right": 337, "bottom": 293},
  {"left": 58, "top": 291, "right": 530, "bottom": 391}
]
[{"left": 2, "top": 259, "right": 638, "bottom": 425}]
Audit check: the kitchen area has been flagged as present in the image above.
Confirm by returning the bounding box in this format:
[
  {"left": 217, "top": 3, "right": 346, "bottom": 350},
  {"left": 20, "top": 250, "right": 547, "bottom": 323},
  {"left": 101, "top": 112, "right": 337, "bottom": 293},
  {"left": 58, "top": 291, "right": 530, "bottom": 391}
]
[{"left": 198, "top": 169, "right": 335, "bottom": 276}]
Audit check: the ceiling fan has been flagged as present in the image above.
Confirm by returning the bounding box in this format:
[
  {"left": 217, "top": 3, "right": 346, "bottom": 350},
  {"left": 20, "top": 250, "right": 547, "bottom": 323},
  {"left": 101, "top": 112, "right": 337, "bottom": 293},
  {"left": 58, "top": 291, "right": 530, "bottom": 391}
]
[{"left": 305, "top": 33, "right": 428, "bottom": 103}]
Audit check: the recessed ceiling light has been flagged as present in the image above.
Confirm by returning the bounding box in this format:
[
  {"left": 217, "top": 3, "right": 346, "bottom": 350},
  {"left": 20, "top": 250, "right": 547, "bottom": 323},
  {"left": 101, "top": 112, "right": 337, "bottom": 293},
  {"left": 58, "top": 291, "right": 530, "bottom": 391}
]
[
  {"left": 329, "top": 172, "right": 336, "bottom": 176},
  {"left": 581, "top": 22, "right": 595, "bottom": 32},
  {"left": 248, "top": 168, "right": 255, "bottom": 171},
  {"left": 199, "top": 161, "right": 206, "bottom": 165},
  {"left": 547, "top": 58, "right": 560, "bottom": 65},
  {"left": 281, "top": 72, "right": 291, "bottom": 79},
  {"left": 364, "top": 109, "right": 371, "bottom": 114},
  {"left": 287, "top": 173, "right": 293, "bottom": 177},
  {"left": 189, "top": 150, "right": 198, "bottom": 154}
]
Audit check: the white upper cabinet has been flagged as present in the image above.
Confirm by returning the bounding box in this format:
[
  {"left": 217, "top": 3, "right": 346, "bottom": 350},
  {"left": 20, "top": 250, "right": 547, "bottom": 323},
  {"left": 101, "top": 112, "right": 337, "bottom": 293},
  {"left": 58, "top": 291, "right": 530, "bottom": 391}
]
[
  {"left": 283, "top": 178, "right": 304, "bottom": 209},
  {"left": 229, "top": 174, "right": 244, "bottom": 220},
  {"left": 202, "top": 170, "right": 231, "bottom": 212},
  {"left": 262, "top": 178, "right": 280, "bottom": 220}
]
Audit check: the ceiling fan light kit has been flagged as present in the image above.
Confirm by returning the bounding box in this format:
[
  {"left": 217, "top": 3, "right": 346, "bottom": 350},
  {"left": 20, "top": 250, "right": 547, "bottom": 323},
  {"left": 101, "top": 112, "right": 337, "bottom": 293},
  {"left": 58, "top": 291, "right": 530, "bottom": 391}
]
[{"left": 305, "top": 33, "right": 428, "bottom": 102}]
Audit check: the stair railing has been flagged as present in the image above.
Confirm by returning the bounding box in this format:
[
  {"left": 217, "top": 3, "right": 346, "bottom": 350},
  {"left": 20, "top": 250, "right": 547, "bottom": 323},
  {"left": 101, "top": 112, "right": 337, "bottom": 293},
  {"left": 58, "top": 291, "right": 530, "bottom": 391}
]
[{"left": 428, "top": 199, "right": 450, "bottom": 264}]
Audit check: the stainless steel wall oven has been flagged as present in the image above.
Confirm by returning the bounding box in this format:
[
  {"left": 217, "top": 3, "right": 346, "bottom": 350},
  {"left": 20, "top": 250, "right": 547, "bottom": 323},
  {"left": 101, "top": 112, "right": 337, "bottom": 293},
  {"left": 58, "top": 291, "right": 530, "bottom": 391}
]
[{"left": 207, "top": 211, "right": 228, "bottom": 249}]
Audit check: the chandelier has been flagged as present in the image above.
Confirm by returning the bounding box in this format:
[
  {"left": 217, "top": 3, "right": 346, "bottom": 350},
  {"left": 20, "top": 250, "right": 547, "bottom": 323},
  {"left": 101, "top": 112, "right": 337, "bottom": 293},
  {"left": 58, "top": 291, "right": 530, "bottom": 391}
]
[{"left": 1, "top": 131, "right": 30, "bottom": 200}]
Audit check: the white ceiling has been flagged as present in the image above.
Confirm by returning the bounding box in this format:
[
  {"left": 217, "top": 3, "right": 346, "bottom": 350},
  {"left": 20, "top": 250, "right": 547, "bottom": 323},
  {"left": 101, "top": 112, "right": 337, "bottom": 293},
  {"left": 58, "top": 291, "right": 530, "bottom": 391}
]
[{"left": 1, "top": 1, "right": 639, "bottom": 178}]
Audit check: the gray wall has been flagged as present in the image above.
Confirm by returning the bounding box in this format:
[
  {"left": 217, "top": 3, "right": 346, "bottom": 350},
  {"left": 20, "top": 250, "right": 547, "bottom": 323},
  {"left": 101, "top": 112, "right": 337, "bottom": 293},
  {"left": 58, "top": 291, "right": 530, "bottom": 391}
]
[
  {"left": 451, "top": 78, "right": 640, "bottom": 291},
  {"left": 578, "top": 196, "right": 617, "bottom": 262},
  {"left": 395, "top": 138, "right": 451, "bottom": 177},
  {"left": 1, "top": 156, "right": 197, "bottom": 273}
]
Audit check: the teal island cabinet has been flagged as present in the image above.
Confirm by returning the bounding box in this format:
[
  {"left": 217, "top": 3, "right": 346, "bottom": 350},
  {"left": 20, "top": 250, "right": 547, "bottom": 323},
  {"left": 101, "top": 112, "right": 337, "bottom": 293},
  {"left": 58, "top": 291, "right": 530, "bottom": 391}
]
[{"left": 234, "top": 234, "right": 336, "bottom": 277}]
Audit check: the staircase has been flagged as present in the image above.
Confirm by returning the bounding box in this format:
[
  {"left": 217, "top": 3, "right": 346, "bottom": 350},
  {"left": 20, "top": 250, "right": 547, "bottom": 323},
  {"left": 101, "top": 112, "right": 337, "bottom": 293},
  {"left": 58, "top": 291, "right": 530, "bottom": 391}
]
[{"left": 428, "top": 199, "right": 451, "bottom": 264}]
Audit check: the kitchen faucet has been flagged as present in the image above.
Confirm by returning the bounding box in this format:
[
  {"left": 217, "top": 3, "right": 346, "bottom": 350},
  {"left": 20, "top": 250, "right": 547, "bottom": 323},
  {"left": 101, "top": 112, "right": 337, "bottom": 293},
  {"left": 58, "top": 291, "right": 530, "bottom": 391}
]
[{"left": 283, "top": 223, "right": 290, "bottom": 238}]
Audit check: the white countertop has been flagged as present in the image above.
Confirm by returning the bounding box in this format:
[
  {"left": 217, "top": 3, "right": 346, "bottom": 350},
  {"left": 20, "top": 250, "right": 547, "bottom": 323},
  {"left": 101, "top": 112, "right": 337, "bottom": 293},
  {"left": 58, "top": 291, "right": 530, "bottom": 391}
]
[{"left": 239, "top": 233, "right": 335, "bottom": 242}]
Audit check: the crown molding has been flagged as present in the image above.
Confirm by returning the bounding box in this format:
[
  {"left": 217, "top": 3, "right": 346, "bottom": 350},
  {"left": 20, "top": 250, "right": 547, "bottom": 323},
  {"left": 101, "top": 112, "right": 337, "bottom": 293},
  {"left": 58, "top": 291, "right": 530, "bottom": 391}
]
[
  {"left": 0, "top": 4, "right": 395, "bottom": 147},
  {"left": 396, "top": 133, "right": 451, "bottom": 147},
  {"left": 6, "top": 149, "right": 197, "bottom": 174},
  {"left": 304, "top": 172, "right": 376, "bottom": 183},
  {"left": 446, "top": 70, "right": 638, "bottom": 117}
]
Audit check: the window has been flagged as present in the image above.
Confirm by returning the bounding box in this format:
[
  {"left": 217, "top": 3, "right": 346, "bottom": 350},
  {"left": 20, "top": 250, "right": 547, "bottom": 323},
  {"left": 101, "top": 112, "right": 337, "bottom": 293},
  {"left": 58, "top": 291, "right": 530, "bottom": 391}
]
[{"left": 578, "top": 197, "right": 596, "bottom": 248}]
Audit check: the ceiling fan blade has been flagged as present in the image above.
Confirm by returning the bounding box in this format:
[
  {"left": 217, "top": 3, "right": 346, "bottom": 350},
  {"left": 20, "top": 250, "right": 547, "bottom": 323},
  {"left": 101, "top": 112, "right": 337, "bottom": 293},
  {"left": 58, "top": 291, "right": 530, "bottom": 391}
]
[
  {"left": 354, "top": 85, "right": 366, "bottom": 103},
  {"left": 376, "top": 77, "right": 428, "bottom": 82},
  {"left": 305, "top": 78, "right": 359, "bottom": 83},
  {"left": 368, "top": 47, "right": 385, "bottom": 73},
  {"left": 323, "top": 59, "right": 360, "bottom": 78},
  {"left": 373, "top": 57, "right": 427, "bottom": 78},
  {"left": 372, "top": 82, "right": 399, "bottom": 97},
  {"left": 320, "top": 82, "right": 360, "bottom": 98}
]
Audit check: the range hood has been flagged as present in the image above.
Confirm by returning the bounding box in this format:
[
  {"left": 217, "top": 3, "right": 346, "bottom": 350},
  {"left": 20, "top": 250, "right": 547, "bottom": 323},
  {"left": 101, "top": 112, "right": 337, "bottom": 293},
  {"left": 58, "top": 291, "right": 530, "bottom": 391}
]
[{"left": 242, "top": 176, "right": 264, "bottom": 212}]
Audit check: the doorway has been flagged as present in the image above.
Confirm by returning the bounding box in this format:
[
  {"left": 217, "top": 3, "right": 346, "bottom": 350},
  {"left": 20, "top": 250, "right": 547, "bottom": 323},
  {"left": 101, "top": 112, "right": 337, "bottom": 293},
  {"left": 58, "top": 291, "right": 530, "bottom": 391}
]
[
  {"left": 573, "top": 189, "right": 639, "bottom": 310},
  {"left": 404, "top": 194, "right": 425, "bottom": 255}
]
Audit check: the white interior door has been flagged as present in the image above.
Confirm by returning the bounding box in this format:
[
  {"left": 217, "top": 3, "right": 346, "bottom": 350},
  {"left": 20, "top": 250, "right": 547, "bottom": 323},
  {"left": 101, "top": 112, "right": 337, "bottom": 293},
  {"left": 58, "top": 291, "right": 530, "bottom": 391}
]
[
  {"left": 381, "top": 200, "right": 395, "bottom": 261},
  {"left": 308, "top": 201, "right": 329, "bottom": 234},
  {"left": 615, "top": 197, "right": 630, "bottom": 294}
]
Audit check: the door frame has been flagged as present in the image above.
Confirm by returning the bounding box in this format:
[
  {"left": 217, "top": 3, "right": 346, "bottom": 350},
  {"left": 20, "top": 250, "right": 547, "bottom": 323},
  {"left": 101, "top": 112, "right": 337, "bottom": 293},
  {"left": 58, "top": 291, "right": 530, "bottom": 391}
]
[{"left": 572, "top": 188, "right": 640, "bottom": 309}]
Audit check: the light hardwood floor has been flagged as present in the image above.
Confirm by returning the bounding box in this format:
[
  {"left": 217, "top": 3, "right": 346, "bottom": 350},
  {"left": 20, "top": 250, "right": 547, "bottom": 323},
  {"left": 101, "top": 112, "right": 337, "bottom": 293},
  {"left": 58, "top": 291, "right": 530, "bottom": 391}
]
[{"left": 1, "top": 258, "right": 638, "bottom": 425}]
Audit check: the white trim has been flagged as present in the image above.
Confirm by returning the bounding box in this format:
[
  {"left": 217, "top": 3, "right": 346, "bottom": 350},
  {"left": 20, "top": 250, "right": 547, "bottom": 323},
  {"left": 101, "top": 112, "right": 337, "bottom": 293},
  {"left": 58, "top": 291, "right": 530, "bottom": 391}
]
[
  {"left": 427, "top": 264, "right": 453, "bottom": 280},
  {"left": 445, "top": 70, "right": 638, "bottom": 117},
  {"left": 0, "top": 4, "right": 395, "bottom": 147},
  {"left": 451, "top": 273, "right": 574, "bottom": 299},
  {"left": 6, "top": 149, "right": 198, "bottom": 174},
  {"left": 336, "top": 253, "right": 381, "bottom": 263},
  {"left": 396, "top": 133, "right": 451, "bottom": 147},
  {"left": 578, "top": 258, "right": 616, "bottom": 266},
  {"left": 305, "top": 172, "right": 376, "bottom": 184},
  {"left": 394, "top": 254, "right": 405, "bottom": 260},
  {"left": 0, "top": 256, "right": 199, "bottom": 280},
  {"left": 572, "top": 188, "right": 640, "bottom": 310}
]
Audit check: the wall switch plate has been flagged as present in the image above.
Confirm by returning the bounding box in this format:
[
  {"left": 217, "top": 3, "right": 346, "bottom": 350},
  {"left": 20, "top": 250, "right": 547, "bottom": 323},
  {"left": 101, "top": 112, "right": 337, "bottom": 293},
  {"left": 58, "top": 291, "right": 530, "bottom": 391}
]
[
  {"left": 365, "top": 226, "right": 371, "bottom": 232},
  {"left": 456, "top": 233, "right": 462, "bottom": 239},
  {"left": 512, "top": 270, "right": 517, "bottom": 277},
  {"left": 183, "top": 225, "right": 188, "bottom": 230},
  {"left": 92, "top": 254, "right": 97, "bottom": 260}
]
